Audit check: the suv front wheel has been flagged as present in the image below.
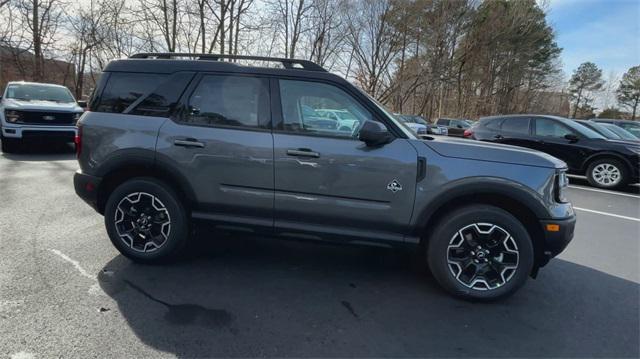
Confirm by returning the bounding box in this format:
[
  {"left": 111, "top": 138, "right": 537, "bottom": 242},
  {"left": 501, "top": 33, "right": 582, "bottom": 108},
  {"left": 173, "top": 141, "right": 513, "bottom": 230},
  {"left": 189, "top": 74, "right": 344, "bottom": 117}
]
[
  {"left": 104, "top": 178, "right": 189, "bottom": 263},
  {"left": 586, "top": 158, "right": 628, "bottom": 189},
  {"left": 427, "top": 205, "right": 534, "bottom": 301}
]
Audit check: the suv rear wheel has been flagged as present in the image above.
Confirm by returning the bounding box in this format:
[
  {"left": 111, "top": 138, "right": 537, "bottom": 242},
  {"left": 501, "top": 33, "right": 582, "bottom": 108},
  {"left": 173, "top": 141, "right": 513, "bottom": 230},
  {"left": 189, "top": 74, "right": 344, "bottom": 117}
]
[
  {"left": 104, "top": 177, "right": 189, "bottom": 263},
  {"left": 586, "top": 158, "right": 628, "bottom": 189},
  {"left": 427, "top": 205, "right": 534, "bottom": 301}
]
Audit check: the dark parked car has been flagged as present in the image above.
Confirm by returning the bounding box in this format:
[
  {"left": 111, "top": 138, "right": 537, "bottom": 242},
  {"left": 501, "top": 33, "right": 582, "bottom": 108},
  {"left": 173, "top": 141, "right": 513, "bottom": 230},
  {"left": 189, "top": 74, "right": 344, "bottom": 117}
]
[
  {"left": 594, "top": 119, "right": 640, "bottom": 139},
  {"left": 574, "top": 120, "right": 625, "bottom": 140},
  {"left": 471, "top": 115, "right": 640, "bottom": 189},
  {"left": 436, "top": 118, "right": 472, "bottom": 137},
  {"left": 598, "top": 122, "right": 639, "bottom": 142},
  {"left": 74, "top": 53, "right": 575, "bottom": 300}
]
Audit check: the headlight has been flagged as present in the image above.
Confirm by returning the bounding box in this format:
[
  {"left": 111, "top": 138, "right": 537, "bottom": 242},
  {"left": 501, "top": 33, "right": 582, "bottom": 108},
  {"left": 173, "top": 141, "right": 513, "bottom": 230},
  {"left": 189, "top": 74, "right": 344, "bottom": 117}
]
[
  {"left": 556, "top": 171, "right": 569, "bottom": 203},
  {"left": 4, "top": 110, "right": 21, "bottom": 123}
]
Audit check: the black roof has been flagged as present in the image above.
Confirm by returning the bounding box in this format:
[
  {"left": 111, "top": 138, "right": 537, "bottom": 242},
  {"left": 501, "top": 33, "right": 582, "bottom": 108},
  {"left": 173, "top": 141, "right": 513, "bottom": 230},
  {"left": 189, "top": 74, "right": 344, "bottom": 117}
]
[{"left": 103, "top": 53, "right": 346, "bottom": 84}]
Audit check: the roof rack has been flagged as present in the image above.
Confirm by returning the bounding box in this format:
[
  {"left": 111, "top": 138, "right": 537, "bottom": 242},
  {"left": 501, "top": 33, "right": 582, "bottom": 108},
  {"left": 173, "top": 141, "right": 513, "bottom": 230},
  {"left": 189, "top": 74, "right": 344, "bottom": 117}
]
[{"left": 130, "top": 53, "right": 326, "bottom": 72}]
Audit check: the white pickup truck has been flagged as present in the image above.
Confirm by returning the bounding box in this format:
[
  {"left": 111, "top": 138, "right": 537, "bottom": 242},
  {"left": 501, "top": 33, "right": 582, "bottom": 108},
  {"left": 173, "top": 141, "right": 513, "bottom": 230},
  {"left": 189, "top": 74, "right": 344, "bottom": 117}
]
[{"left": 0, "top": 81, "right": 84, "bottom": 153}]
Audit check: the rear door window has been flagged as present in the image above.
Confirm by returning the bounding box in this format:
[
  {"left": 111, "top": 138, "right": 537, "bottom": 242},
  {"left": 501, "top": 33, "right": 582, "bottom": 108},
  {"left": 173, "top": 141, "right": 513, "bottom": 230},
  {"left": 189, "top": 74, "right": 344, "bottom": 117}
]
[
  {"left": 181, "top": 75, "right": 270, "bottom": 129},
  {"left": 502, "top": 118, "right": 530, "bottom": 134},
  {"left": 95, "top": 73, "right": 166, "bottom": 113}
]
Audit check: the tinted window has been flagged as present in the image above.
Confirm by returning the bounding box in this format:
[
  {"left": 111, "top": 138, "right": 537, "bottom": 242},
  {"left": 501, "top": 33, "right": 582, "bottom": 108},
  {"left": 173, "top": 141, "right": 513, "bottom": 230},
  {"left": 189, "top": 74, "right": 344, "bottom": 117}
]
[
  {"left": 484, "top": 118, "right": 504, "bottom": 130},
  {"left": 182, "top": 75, "right": 269, "bottom": 129},
  {"left": 437, "top": 119, "right": 449, "bottom": 125},
  {"left": 130, "top": 72, "right": 194, "bottom": 117},
  {"left": 502, "top": 118, "right": 530, "bottom": 134},
  {"left": 535, "top": 118, "right": 575, "bottom": 137},
  {"left": 279, "top": 80, "right": 375, "bottom": 138},
  {"left": 95, "top": 73, "right": 166, "bottom": 113}
]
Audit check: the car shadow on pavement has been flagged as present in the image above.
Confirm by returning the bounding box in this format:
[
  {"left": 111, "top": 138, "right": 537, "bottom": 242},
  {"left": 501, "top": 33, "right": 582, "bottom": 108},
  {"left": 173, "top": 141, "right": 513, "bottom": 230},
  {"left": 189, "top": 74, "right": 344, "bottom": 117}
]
[
  {"left": 98, "top": 233, "right": 640, "bottom": 358},
  {"left": 1, "top": 142, "right": 75, "bottom": 161}
]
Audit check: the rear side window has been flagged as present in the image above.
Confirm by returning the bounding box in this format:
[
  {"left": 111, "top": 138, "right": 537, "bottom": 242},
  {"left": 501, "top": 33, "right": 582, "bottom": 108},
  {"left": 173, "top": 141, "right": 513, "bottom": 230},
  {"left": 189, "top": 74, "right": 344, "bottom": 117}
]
[
  {"left": 484, "top": 118, "right": 503, "bottom": 130},
  {"left": 535, "top": 118, "right": 574, "bottom": 137},
  {"left": 502, "top": 118, "right": 530, "bottom": 134},
  {"left": 95, "top": 73, "right": 166, "bottom": 113},
  {"left": 437, "top": 119, "right": 449, "bottom": 125},
  {"left": 181, "top": 75, "right": 269, "bottom": 129}
]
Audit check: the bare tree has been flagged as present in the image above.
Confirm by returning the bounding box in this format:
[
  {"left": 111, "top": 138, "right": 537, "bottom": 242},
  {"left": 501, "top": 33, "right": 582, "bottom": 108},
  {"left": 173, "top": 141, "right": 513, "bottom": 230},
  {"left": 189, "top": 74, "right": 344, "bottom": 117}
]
[{"left": 15, "top": 0, "right": 64, "bottom": 81}]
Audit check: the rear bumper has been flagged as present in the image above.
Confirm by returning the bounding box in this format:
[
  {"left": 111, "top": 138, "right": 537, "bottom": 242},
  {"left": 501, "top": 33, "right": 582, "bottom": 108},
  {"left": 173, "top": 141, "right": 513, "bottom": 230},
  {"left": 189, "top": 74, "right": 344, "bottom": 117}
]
[
  {"left": 74, "top": 170, "right": 102, "bottom": 212},
  {"left": 538, "top": 215, "right": 576, "bottom": 266}
]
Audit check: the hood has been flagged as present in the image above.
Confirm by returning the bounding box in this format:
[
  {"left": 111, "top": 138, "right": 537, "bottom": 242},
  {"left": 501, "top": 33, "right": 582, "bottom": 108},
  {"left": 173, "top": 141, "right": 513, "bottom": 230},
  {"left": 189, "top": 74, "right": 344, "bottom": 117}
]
[
  {"left": 601, "top": 138, "right": 640, "bottom": 146},
  {"left": 2, "top": 98, "right": 83, "bottom": 112},
  {"left": 423, "top": 137, "right": 566, "bottom": 169}
]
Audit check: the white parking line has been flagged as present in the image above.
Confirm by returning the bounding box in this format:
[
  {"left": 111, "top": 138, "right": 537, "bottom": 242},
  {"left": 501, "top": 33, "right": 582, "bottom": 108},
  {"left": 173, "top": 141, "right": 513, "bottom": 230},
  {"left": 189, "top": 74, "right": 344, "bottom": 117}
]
[
  {"left": 568, "top": 185, "right": 640, "bottom": 199},
  {"left": 573, "top": 207, "right": 640, "bottom": 222}
]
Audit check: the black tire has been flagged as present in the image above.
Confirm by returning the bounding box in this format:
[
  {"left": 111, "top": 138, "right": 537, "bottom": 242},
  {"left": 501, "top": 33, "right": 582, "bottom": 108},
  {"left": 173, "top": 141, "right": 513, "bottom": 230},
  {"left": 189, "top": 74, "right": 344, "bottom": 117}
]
[
  {"left": 104, "top": 177, "right": 189, "bottom": 264},
  {"left": 427, "top": 205, "right": 534, "bottom": 301},
  {"left": 1, "top": 135, "right": 19, "bottom": 153},
  {"left": 586, "top": 158, "right": 629, "bottom": 189}
]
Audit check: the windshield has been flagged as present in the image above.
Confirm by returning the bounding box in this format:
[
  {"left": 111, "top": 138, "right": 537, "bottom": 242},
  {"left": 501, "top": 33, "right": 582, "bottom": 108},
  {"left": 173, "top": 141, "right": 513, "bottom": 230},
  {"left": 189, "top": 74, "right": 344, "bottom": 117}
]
[
  {"left": 5, "top": 84, "right": 75, "bottom": 103},
  {"left": 561, "top": 119, "right": 606, "bottom": 139},
  {"left": 600, "top": 123, "right": 639, "bottom": 140},
  {"left": 576, "top": 121, "right": 621, "bottom": 139}
]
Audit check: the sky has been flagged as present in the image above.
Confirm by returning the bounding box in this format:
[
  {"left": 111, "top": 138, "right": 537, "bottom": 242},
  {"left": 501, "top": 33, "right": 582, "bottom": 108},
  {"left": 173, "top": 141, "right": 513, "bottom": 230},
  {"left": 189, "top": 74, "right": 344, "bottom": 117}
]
[{"left": 546, "top": 0, "right": 640, "bottom": 78}]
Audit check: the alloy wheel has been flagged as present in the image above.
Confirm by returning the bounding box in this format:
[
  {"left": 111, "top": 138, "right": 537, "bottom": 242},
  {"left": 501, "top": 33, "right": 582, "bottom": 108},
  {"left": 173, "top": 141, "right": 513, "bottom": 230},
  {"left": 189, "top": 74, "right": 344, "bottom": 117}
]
[
  {"left": 447, "top": 223, "right": 519, "bottom": 291},
  {"left": 114, "top": 192, "right": 171, "bottom": 253},
  {"left": 592, "top": 163, "right": 621, "bottom": 187}
]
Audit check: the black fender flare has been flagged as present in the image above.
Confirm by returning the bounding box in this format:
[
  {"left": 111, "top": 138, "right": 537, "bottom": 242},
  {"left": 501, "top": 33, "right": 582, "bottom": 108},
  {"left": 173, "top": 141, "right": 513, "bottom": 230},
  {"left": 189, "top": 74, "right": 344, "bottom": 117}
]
[{"left": 412, "top": 177, "right": 551, "bottom": 237}]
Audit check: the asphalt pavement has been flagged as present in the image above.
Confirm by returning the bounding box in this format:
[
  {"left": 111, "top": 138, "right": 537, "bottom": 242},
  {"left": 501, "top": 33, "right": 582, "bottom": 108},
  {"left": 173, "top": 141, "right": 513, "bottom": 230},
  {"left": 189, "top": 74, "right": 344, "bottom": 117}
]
[{"left": 0, "top": 144, "right": 638, "bottom": 358}]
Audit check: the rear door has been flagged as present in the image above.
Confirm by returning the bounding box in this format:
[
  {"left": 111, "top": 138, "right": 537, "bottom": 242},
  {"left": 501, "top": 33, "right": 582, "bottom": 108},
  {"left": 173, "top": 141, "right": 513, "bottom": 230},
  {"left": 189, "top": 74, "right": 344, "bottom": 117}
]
[
  {"left": 499, "top": 117, "right": 536, "bottom": 148},
  {"left": 155, "top": 73, "right": 274, "bottom": 231},
  {"left": 272, "top": 79, "right": 418, "bottom": 243}
]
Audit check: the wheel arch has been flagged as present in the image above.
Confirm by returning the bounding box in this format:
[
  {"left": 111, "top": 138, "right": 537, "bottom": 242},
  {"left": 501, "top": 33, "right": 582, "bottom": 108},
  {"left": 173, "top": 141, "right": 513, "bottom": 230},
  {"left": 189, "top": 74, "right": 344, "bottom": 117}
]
[
  {"left": 581, "top": 151, "right": 633, "bottom": 174},
  {"left": 96, "top": 158, "right": 196, "bottom": 215},
  {"left": 415, "top": 180, "right": 549, "bottom": 271}
]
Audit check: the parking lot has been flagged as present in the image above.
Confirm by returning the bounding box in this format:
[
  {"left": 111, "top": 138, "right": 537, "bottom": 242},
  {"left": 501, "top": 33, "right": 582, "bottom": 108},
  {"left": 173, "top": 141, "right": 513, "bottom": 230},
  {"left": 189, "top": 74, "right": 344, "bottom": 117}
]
[{"left": 0, "top": 145, "right": 638, "bottom": 358}]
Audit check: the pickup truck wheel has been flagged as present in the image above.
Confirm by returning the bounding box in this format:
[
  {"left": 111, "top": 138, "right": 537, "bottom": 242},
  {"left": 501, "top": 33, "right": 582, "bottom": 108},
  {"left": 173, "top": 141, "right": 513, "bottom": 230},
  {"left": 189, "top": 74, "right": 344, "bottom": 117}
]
[
  {"left": 427, "top": 205, "right": 534, "bottom": 301},
  {"left": 104, "top": 178, "right": 189, "bottom": 264},
  {"left": 586, "top": 158, "right": 628, "bottom": 189}
]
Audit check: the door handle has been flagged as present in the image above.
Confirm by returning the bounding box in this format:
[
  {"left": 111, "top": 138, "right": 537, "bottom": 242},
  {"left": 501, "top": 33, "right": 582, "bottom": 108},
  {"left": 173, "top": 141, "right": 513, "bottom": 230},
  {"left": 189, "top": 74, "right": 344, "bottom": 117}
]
[
  {"left": 493, "top": 134, "right": 504, "bottom": 140},
  {"left": 286, "top": 148, "right": 320, "bottom": 158},
  {"left": 174, "top": 138, "right": 205, "bottom": 148}
]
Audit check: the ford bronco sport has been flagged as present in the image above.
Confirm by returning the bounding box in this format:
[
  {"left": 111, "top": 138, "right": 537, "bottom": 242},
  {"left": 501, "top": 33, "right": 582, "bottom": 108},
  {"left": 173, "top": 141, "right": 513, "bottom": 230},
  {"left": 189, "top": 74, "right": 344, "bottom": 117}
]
[{"left": 74, "top": 53, "right": 576, "bottom": 300}]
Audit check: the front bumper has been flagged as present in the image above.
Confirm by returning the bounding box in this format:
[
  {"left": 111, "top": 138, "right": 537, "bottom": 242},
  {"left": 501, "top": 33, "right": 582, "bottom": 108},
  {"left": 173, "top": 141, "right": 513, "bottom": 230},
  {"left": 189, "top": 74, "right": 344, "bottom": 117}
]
[
  {"left": 2, "top": 124, "right": 76, "bottom": 141},
  {"left": 74, "top": 170, "right": 102, "bottom": 212},
  {"left": 538, "top": 215, "right": 576, "bottom": 266}
]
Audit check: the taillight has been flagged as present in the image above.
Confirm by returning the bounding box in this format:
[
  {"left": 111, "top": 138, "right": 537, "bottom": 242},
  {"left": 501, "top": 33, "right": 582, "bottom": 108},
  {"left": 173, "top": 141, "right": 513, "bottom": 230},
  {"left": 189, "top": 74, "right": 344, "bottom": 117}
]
[
  {"left": 463, "top": 129, "right": 473, "bottom": 138},
  {"left": 75, "top": 125, "right": 82, "bottom": 157}
]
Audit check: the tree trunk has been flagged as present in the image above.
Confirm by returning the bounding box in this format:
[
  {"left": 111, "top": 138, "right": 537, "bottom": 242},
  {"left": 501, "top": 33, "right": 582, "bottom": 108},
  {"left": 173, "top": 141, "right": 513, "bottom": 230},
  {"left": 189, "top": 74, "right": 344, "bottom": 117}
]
[{"left": 32, "top": 0, "right": 42, "bottom": 81}]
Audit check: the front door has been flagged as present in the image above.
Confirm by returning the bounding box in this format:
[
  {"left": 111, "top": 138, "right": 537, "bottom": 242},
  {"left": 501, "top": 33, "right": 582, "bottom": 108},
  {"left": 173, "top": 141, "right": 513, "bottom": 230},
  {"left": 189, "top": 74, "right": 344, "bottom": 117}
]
[
  {"left": 272, "top": 79, "right": 418, "bottom": 243},
  {"left": 155, "top": 74, "right": 274, "bottom": 231},
  {"left": 531, "top": 117, "right": 586, "bottom": 171}
]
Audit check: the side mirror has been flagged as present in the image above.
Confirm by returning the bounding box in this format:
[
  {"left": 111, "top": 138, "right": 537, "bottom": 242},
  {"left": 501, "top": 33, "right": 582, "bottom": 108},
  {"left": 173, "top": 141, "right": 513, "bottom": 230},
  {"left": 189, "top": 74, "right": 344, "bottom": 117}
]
[
  {"left": 359, "top": 120, "right": 394, "bottom": 147},
  {"left": 77, "top": 100, "right": 88, "bottom": 109},
  {"left": 564, "top": 134, "right": 579, "bottom": 143},
  {"left": 456, "top": 124, "right": 463, "bottom": 129}
]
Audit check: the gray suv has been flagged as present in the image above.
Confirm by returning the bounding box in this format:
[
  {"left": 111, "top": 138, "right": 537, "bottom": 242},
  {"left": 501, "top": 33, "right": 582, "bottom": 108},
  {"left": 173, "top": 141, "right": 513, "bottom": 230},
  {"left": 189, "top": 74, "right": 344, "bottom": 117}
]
[{"left": 74, "top": 53, "right": 575, "bottom": 300}]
